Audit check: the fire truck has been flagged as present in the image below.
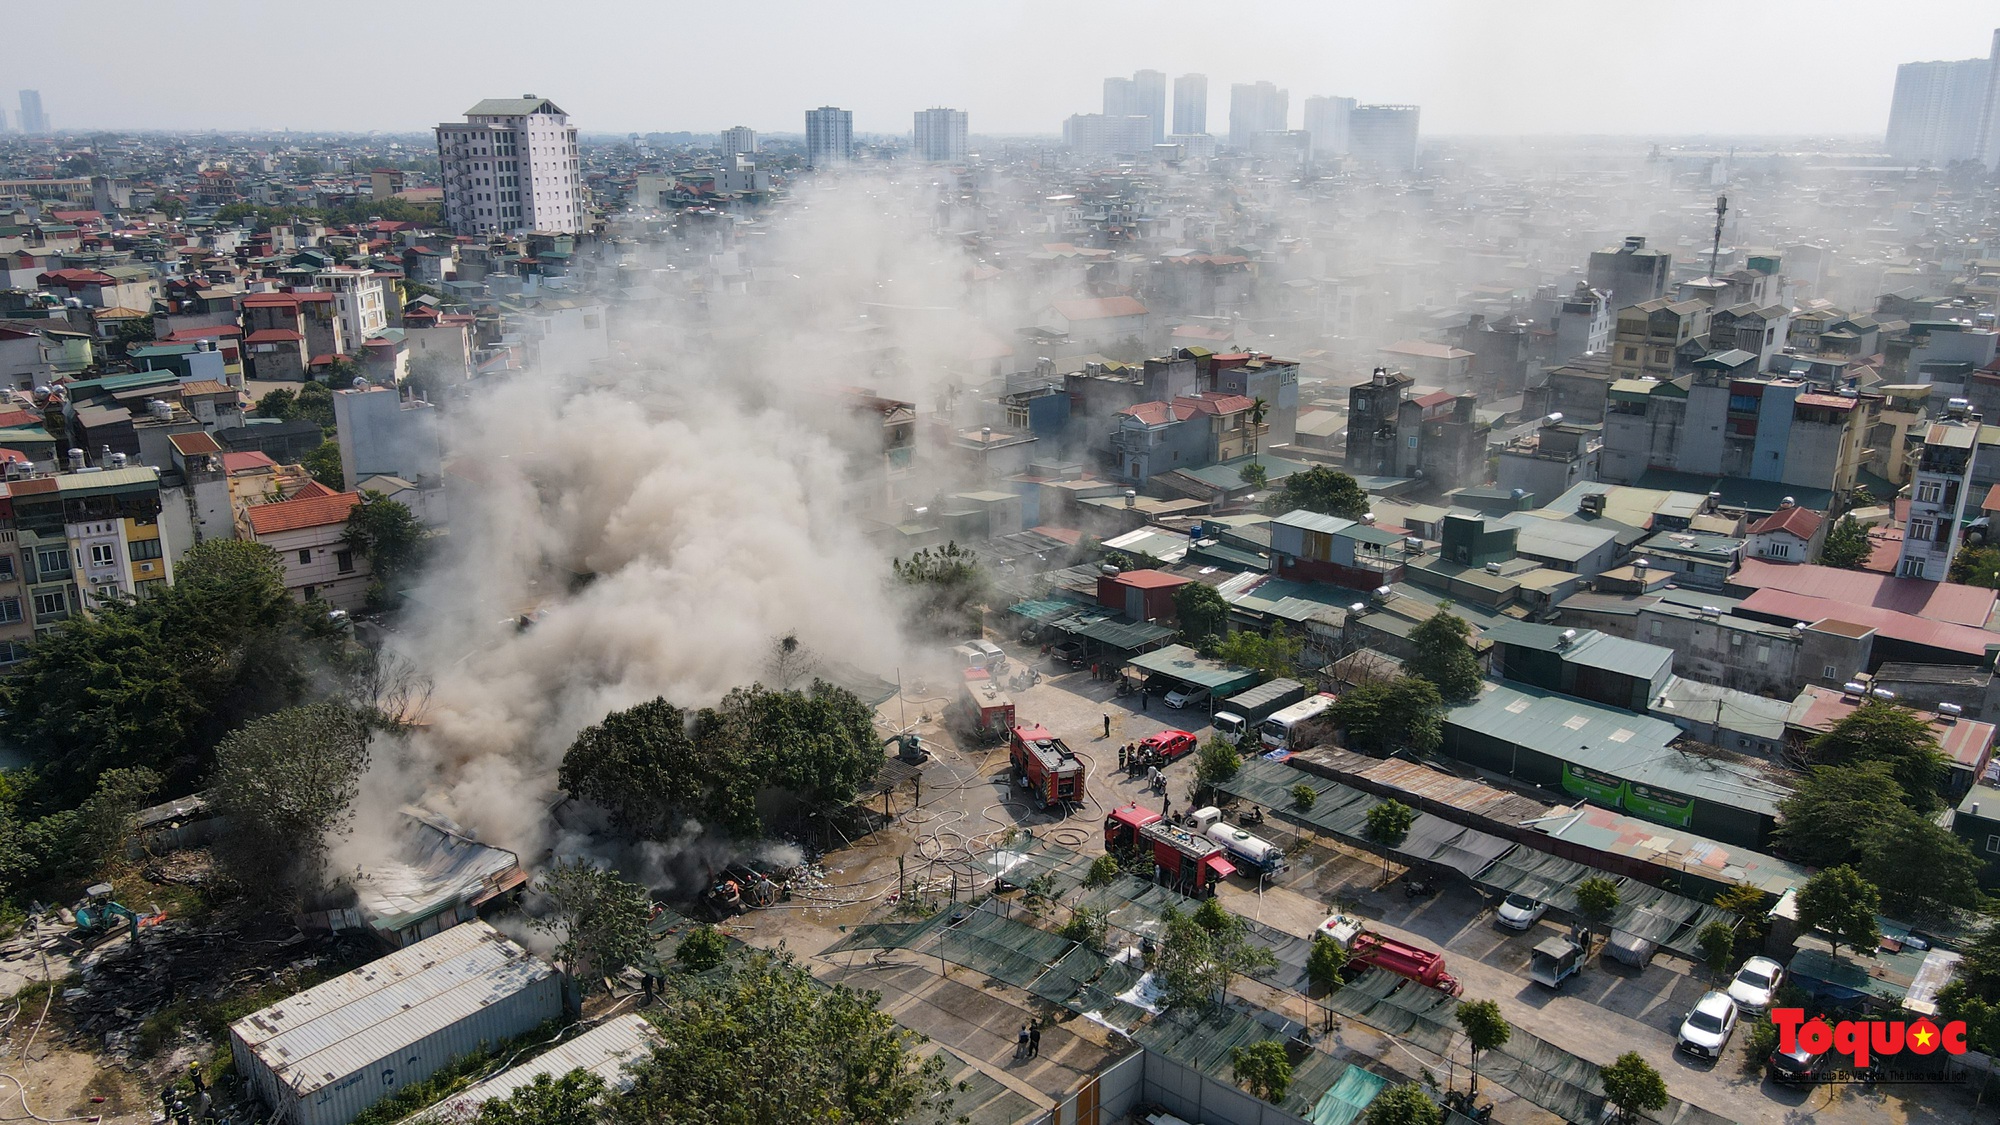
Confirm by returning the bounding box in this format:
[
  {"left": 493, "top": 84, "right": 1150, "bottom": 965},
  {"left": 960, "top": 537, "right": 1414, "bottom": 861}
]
[
  {"left": 1104, "top": 803, "right": 1238, "bottom": 896},
  {"left": 1316, "top": 913, "right": 1463, "bottom": 995},
  {"left": 1010, "top": 724, "right": 1085, "bottom": 810},
  {"left": 957, "top": 670, "right": 1016, "bottom": 742}
]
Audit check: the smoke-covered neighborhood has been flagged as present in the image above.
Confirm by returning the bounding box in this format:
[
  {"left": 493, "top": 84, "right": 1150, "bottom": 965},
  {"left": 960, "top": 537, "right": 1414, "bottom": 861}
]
[{"left": 2, "top": 4, "right": 2000, "bottom": 1125}]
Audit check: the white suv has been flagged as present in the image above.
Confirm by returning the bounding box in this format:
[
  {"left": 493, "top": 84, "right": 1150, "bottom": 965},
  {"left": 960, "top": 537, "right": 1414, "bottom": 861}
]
[{"left": 1676, "top": 991, "right": 1739, "bottom": 1060}]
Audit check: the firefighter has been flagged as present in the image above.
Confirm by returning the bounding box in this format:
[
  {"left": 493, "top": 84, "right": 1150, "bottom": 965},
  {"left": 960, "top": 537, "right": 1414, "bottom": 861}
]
[{"left": 1117, "top": 743, "right": 1128, "bottom": 768}]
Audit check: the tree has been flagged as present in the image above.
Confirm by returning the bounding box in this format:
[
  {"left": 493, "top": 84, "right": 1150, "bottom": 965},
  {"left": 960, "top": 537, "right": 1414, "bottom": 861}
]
[
  {"left": 1773, "top": 762, "right": 1908, "bottom": 867},
  {"left": 1085, "top": 854, "right": 1120, "bottom": 887},
  {"left": 1327, "top": 676, "right": 1443, "bottom": 755},
  {"left": 1213, "top": 623, "right": 1303, "bottom": 680},
  {"left": 109, "top": 315, "right": 156, "bottom": 358},
  {"left": 1954, "top": 919, "right": 2000, "bottom": 1001},
  {"left": 1306, "top": 934, "right": 1347, "bottom": 994},
  {"left": 1238, "top": 461, "right": 1269, "bottom": 490},
  {"left": 1598, "top": 1052, "right": 1667, "bottom": 1125},
  {"left": 1174, "top": 582, "right": 1230, "bottom": 646},
  {"left": 1819, "top": 515, "right": 1873, "bottom": 569},
  {"left": 1363, "top": 1083, "right": 1442, "bottom": 1125},
  {"left": 1454, "top": 999, "right": 1511, "bottom": 1097},
  {"left": 532, "top": 859, "right": 653, "bottom": 990},
  {"left": 255, "top": 387, "right": 297, "bottom": 420},
  {"left": 346, "top": 491, "right": 426, "bottom": 583},
  {"left": 1806, "top": 700, "right": 1949, "bottom": 812},
  {"left": 1266, "top": 465, "right": 1370, "bottom": 521},
  {"left": 1364, "top": 800, "right": 1416, "bottom": 876},
  {"left": 1697, "top": 920, "right": 1737, "bottom": 978},
  {"left": 1155, "top": 902, "right": 1276, "bottom": 1010},
  {"left": 892, "top": 541, "right": 986, "bottom": 638},
  {"left": 1796, "top": 865, "right": 1881, "bottom": 961},
  {"left": 1291, "top": 783, "right": 1318, "bottom": 811},
  {"left": 1247, "top": 397, "right": 1269, "bottom": 454},
  {"left": 676, "top": 924, "right": 729, "bottom": 972},
  {"left": 1060, "top": 906, "right": 1108, "bottom": 953},
  {"left": 1192, "top": 736, "right": 1240, "bottom": 800},
  {"left": 303, "top": 440, "right": 346, "bottom": 490},
  {"left": 612, "top": 948, "right": 951, "bottom": 1125},
  {"left": 1230, "top": 1041, "right": 1292, "bottom": 1102},
  {"left": 1859, "top": 814, "right": 1983, "bottom": 922},
  {"left": 476, "top": 1070, "right": 608, "bottom": 1125},
  {"left": 1406, "top": 610, "right": 1482, "bottom": 701},
  {"left": 1950, "top": 544, "right": 2000, "bottom": 589},
  {"left": 1575, "top": 877, "right": 1621, "bottom": 942},
  {"left": 210, "top": 703, "right": 370, "bottom": 902}
]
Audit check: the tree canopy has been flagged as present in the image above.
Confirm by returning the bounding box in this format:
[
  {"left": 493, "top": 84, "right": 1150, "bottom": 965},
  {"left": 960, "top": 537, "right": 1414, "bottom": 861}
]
[
  {"left": 1950, "top": 544, "right": 2000, "bottom": 589},
  {"left": 1364, "top": 799, "right": 1416, "bottom": 850},
  {"left": 1406, "top": 610, "right": 1482, "bottom": 701},
  {"left": 1455, "top": 999, "right": 1511, "bottom": 1097},
  {"left": 1818, "top": 515, "right": 1873, "bottom": 569},
  {"left": 1265, "top": 465, "right": 1370, "bottom": 520},
  {"left": 611, "top": 948, "right": 952, "bottom": 1125},
  {"left": 891, "top": 542, "right": 986, "bottom": 638},
  {"left": 1155, "top": 901, "right": 1277, "bottom": 1010},
  {"left": 211, "top": 702, "right": 371, "bottom": 903},
  {"left": 1796, "top": 865, "right": 1881, "bottom": 960},
  {"left": 1857, "top": 814, "right": 1982, "bottom": 923},
  {"left": 1212, "top": 623, "right": 1302, "bottom": 680},
  {"left": 532, "top": 859, "right": 653, "bottom": 990},
  {"left": 1230, "top": 1041, "right": 1291, "bottom": 1103},
  {"left": 476, "top": 1070, "right": 608, "bottom": 1125},
  {"left": 1806, "top": 700, "right": 1949, "bottom": 812},
  {"left": 1362, "top": 1084, "right": 1442, "bottom": 1125},
  {"left": 1173, "top": 582, "right": 1230, "bottom": 645},
  {"left": 1774, "top": 761, "right": 1908, "bottom": 867},
  {"left": 1328, "top": 676, "right": 1443, "bottom": 756},
  {"left": 559, "top": 680, "right": 883, "bottom": 839},
  {"left": 1575, "top": 876, "right": 1621, "bottom": 935},
  {"left": 346, "top": 491, "right": 426, "bottom": 583},
  {"left": 1598, "top": 1052, "right": 1667, "bottom": 1125},
  {"left": 303, "top": 440, "right": 346, "bottom": 490}
]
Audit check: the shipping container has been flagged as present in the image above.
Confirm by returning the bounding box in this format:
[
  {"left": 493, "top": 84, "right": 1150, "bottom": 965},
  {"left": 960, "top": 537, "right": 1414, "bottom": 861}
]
[{"left": 230, "top": 921, "right": 564, "bottom": 1125}]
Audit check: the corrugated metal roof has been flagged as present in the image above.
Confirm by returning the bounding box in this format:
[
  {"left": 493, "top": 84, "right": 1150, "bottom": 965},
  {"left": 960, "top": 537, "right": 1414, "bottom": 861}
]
[
  {"left": 1125, "top": 644, "right": 1262, "bottom": 694},
  {"left": 1563, "top": 631, "right": 1673, "bottom": 682},
  {"left": 1271, "top": 509, "right": 1357, "bottom": 535},
  {"left": 234, "top": 921, "right": 556, "bottom": 1094},
  {"left": 420, "top": 1015, "right": 659, "bottom": 1120}
]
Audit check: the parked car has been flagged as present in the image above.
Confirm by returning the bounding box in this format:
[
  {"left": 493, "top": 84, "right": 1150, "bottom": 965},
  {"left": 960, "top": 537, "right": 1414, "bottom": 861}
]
[
  {"left": 1163, "top": 685, "right": 1210, "bottom": 710},
  {"left": 1495, "top": 893, "right": 1548, "bottom": 931},
  {"left": 1138, "top": 729, "right": 1198, "bottom": 762},
  {"left": 1050, "top": 640, "right": 1087, "bottom": 669},
  {"left": 1727, "top": 956, "right": 1784, "bottom": 1011},
  {"left": 1677, "top": 992, "right": 1739, "bottom": 1060},
  {"left": 1766, "top": 1040, "right": 1828, "bottom": 1084}
]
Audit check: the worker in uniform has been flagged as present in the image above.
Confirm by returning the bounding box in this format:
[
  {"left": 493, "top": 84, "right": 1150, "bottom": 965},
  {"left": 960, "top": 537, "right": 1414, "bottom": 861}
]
[
  {"left": 1117, "top": 743, "right": 1127, "bottom": 768},
  {"left": 1103, "top": 713, "right": 1111, "bottom": 738}
]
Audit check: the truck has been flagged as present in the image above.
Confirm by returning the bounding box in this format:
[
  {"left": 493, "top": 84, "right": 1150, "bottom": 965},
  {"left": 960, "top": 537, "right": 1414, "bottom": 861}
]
[
  {"left": 1214, "top": 679, "right": 1308, "bottom": 747},
  {"left": 1260, "top": 692, "right": 1339, "bottom": 752},
  {"left": 1316, "top": 913, "right": 1463, "bottom": 995},
  {"left": 1188, "top": 806, "right": 1286, "bottom": 873},
  {"left": 1104, "top": 803, "right": 1238, "bottom": 896},
  {"left": 956, "top": 670, "right": 1016, "bottom": 742},
  {"left": 1529, "top": 935, "right": 1583, "bottom": 989},
  {"left": 1010, "top": 724, "right": 1085, "bottom": 810}
]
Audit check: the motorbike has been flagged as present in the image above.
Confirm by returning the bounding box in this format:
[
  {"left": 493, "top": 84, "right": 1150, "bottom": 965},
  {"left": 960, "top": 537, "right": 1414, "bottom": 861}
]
[
  {"left": 1241, "top": 806, "right": 1265, "bottom": 825},
  {"left": 1115, "top": 679, "right": 1132, "bottom": 697},
  {"left": 1404, "top": 878, "right": 1435, "bottom": 899}
]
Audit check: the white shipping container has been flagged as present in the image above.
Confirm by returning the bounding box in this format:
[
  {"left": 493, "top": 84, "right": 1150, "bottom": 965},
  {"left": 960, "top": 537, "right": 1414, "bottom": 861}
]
[{"left": 230, "top": 921, "right": 563, "bottom": 1125}]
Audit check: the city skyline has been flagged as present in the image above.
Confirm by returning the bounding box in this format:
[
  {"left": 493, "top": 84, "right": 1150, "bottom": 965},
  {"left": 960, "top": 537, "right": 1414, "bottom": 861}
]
[{"left": 9, "top": 0, "right": 1998, "bottom": 137}]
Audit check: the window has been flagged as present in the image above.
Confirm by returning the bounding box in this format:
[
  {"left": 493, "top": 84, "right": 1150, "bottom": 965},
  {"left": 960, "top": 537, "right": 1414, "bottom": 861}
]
[
  {"left": 129, "top": 539, "right": 162, "bottom": 561},
  {"left": 1757, "top": 645, "right": 1771, "bottom": 665},
  {"left": 335, "top": 550, "right": 355, "bottom": 574},
  {"left": 34, "top": 548, "right": 68, "bottom": 577},
  {"left": 1767, "top": 542, "right": 1790, "bottom": 558},
  {"left": 1823, "top": 664, "right": 1838, "bottom": 678},
  {"left": 1407, "top": 436, "right": 1419, "bottom": 448},
  {"left": 0, "top": 555, "right": 12, "bottom": 580},
  {"left": 1622, "top": 347, "right": 1638, "bottom": 362},
  {"left": 1902, "top": 557, "right": 1927, "bottom": 579},
  {"left": 298, "top": 549, "right": 312, "bottom": 564},
  {"left": 1917, "top": 480, "right": 1943, "bottom": 504},
  {"left": 1989, "top": 836, "right": 2000, "bottom": 856},
  {"left": 1909, "top": 518, "right": 1935, "bottom": 542},
  {"left": 32, "top": 590, "right": 65, "bottom": 619},
  {"left": 0, "top": 598, "right": 19, "bottom": 623},
  {"left": 89, "top": 544, "right": 114, "bottom": 567},
  {"left": 302, "top": 585, "right": 316, "bottom": 601},
  {"left": 95, "top": 584, "right": 118, "bottom": 603},
  {"left": 1006, "top": 406, "right": 1031, "bottom": 430},
  {"left": 1649, "top": 620, "right": 1663, "bottom": 638}
]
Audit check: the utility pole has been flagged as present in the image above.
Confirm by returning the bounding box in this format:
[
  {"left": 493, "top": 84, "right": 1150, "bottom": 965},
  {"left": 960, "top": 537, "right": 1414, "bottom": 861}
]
[{"left": 1709, "top": 194, "right": 1728, "bottom": 280}]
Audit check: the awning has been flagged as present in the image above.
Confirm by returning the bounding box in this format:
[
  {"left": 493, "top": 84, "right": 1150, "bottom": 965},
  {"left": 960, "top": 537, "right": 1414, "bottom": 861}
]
[
  {"left": 1070, "top": 617, "right": 1178, "bottom": 650},
  {"left": 1204, "top": 855, "right": 1238, "bottom": 881}
]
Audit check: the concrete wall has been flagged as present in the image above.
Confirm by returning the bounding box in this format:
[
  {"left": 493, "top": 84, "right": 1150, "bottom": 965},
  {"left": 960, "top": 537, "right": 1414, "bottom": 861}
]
[{"left": 1031, "top": 1048, "right": 1310, "bottom": 1125}]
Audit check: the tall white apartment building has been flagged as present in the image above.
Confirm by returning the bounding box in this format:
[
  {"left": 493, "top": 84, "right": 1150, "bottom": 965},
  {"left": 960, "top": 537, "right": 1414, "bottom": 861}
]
[
  {"left": 1898, "top": 407, "right": 1982, "bottom": 581},
  {"left": 1303, "top": 95, "right": 1356, "bottom": 158},
  {"left": 435, "top": 96, "right": 585, "bottom": 237},
  {"left": 1173, "top": 74, "right": 1207, "bottom": 137},
  {"left": 718, "top": 125, "right": 757, "bottom": 156},
  {"left": 805, "top": 106, "right": 853, "bottom": 168},
  {"left": 912, "top": 108, "right": 968, "bottom": 162}
]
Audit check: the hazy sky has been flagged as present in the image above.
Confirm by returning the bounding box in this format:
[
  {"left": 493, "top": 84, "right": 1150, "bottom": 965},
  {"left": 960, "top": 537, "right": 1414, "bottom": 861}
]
[{"left": 14, "top": 1, "right": 1999, "bottom": 138}]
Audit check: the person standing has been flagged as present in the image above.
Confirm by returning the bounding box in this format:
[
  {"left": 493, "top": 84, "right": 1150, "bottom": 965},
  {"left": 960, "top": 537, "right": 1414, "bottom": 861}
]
[
  {"left": 1029, "top": 1024, "right": 1042, "bottom": 1058},
  {"left": 1103, "top": 713, "right": 1111, "bottom": 738},
  {"left": 1016, "top": 1023, "right": 1029, "bottom": 1058}
]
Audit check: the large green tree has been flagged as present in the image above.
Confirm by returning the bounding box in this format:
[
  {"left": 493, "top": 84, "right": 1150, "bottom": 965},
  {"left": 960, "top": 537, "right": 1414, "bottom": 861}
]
[
  {"left": 1328, "top": 676, "right": 1443, "bottom": 755},
  {"left": 1773, "top": 761, "right": 1907, "bottom": 867},
  {"left": 1155, "top": 901, "right": 1277, "bottom": 1010},
  {"left": 475, "top": 1070, "right": 606, "bottom": 1125},
  {"left": 1231, "top": 1041, "right": 1291, "bottom": 1103},
  {"left": 1818, "top": 515, "right": 1873, "bottom": 569},
  {"left": 1173, "top": 581, "right": 1230, "bottom": 645},
  {"left": 611, "top": 949, "right": 952, "bottom": 1125},
  {"left": 346, "top": 491, "right": 426, "bottom": 583},
  {"left": 1575, "top": 876, "right": 1621, "bottom": 942},
  {"left": 1950, "top": 544, "right": 2000, "bottom": 589},
  {"left": 303, "top": 440, "right": 345, "bottom": 490},
  {"left": 1406, "top": 610, "right": 1482, "bottom": 701},
  {"left": 1455, "top": 998, "right": 1510, "bottom": 1097},
  {"left": 1265, "top": 466, "right": 1370, "bottom": 520},
  {"left": 891, "top": 541, "right": 986, "bottom": 638},
  {"left": 1857, "top": 814, "right": 1983, "bottom": 922},
  {"left": 1363, "top": 1084, "right": 1442, "bottom": 1125},
  {"left": 1213, "top": 623, "right": 1303, "bottom": 679},
  {"left": 532, "top": 859, "right": 653, "bottom": 990},
  {"left": 1598, "top": 1052, "right": 1667, "bottom": 1125},
  {"left": 1806, "top": 700, "right": 1949, "bottom": 812},
  {"left": 1796, "top": 865, "right": 1881, "bottom": 960},
  {"left": 211, "top": 702, "right": 371, "bottom": 903}
]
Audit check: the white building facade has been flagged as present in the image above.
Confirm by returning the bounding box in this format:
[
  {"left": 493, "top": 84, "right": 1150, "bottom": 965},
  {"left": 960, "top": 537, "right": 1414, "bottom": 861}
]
[
  {"left": 913, "top": 108, "right": 968, "bottom": 162},
  {"left": 435, "top": 96, "right": 586, "bottom": 237},
  {"left": 718, "top": 125, "right": 757, "bottom": 156},
  {"left": 805, "top": 106, "right": 853, "bottom": 168}
]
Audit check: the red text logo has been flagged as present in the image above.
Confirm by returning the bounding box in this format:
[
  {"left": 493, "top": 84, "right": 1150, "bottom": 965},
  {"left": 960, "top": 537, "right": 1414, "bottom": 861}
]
[{"left": 1772, "top": 1008, "right": 1968, "bottom": 1068}]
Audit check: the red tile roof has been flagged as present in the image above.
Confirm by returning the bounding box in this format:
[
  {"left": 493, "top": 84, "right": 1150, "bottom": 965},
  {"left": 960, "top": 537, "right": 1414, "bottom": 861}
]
[
  {"left": 1108, "top": 569, "right": 1189, "bottom": 590},
  {"left": 1051, "top": 296, "right": 1148, "bottom": 321},
  {"left": 244, "top": 489, "right": 358, "bottom": 535},
  {"left": 1732, "top": 558, "right": 1995, "bottom": 626},
  {"left": 168, "top": 432, "right": 222, "bottom": 456},
  {"left": 241, "top": 293, "right": 302, "bottom": 308},
  {"left": 222, "top": 450, "right": 277, "bottom": 474},
  {"left": 1117, "top": 401, "right": 1194, "bottom": 426},
  {"left": 1411, "top": 391, "right": 1456, "bottom": 409},
  {"left": 1741, "top": 588, "right": 1995, "bottom": 658},
  {"left": 1983, "top": 483, "right": 2000, "bottom": 514},
  {"left": 1171, "top": 392, "right": 1256, "bottom": 416},
  {"left": 1748, "top": 505, "right": 1822, "bottom": 539},
  {"left": 163, "top": 325, "right": 241, "bottom": 342},
  {"left": 243, "top": 328, "right": 304, "bottom": 344}
]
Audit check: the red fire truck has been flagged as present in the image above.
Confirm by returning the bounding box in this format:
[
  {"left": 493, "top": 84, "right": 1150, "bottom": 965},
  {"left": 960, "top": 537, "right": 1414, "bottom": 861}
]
[
  {"left": 1104, "top": 803, "right": 1237, "bottom": 896},
  {"left": 1010, "top": 724, "right": 1085, "bottom": 810},
  {"left": 1316, "top": 913, "right": 1463, "bottom": 995},
  {"left": 957, "top": 670, "right": 1016, "bottom": 742}
]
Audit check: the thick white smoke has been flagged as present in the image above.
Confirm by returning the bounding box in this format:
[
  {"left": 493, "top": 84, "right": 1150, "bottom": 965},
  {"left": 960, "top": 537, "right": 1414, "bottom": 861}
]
[{"left": 332, "top": 176, "right": 1000, "bottom": 879}]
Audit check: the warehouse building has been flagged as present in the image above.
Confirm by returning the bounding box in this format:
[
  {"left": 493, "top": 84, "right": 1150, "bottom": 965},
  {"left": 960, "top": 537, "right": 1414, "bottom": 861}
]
[
  {"left": 230, "top": 921, "right": 564, "bottom": 1125},
  {"left": 419, "top": 1014, "right": 659, "bottom": 1121}
]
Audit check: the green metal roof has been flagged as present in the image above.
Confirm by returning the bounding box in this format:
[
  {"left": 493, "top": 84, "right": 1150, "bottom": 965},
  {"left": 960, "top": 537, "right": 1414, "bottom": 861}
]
[
  {"left": 1125, "top": 644, "right": 1261, "bottom": 694},
  {"left": 1070, "top": 617, "right": 1177, "bottom": 649}
]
